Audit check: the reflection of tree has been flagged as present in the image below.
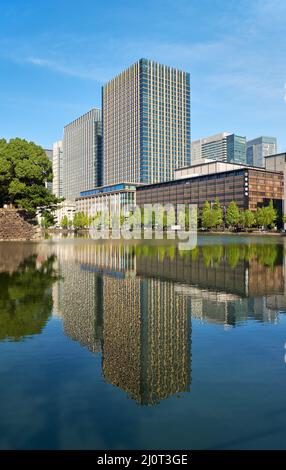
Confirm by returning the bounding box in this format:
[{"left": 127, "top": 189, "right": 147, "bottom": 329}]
[
  {"left": 202, "top": 245, "right": 223, "bottom": 267},
  {"left": 0, "top": 255, "right": 58, "bottom": 341},
  {"left": 135, "top": 242, "right": 280, "bottom": 270},
  {"left": 256, "top": 245, "right": 279, "bottom": 268},
  {"left": 226, "top": 245, "right": 241, "bottom": 269},
  {"left": 199, "top": 243, "right": 280, "bottom": 269}
]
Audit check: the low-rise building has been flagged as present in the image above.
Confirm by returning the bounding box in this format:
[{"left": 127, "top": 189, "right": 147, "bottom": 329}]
[
  {"left": 265, "top": 153, "right": 286, "bottom": 219},
  {"left": 54, "top": 201, "right": 76, "bottom": 226},
  {"left": 136, "top": 161, "right": 283, "bottom": 213},
  {"left": 75, "top": 183, "right": 138, "bottom": 218}
]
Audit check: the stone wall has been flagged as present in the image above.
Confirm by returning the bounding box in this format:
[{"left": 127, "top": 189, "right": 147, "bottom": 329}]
[{"left": 0, "top": 209, "right": 36, "bottom": 241}]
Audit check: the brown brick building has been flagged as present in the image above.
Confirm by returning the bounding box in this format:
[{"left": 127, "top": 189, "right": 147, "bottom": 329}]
[{"left": 136, "top": 163, "right": 283, "bottom": 214}]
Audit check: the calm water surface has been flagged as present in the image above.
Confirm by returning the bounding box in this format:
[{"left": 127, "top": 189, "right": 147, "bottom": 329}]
[{"left": 0, "top": 235, "right": 286, "bottom": 450}]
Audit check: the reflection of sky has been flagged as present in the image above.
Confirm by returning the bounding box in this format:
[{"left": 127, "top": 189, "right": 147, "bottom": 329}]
[
  {"left": 0, "top": 313, "right": 286, "bottom": 449},
  {"left": 0, "top": 239, "right": 286, "bottom": 449}
]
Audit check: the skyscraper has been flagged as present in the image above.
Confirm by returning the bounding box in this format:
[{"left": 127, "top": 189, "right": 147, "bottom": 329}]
[
  {"left": 247, "top": 136, "right": 277, "bottom": 167},
  {"left": 103, "top": 58, "right": 191, "bottom": 185},
  {"left": 44, "top": 149, "right": 53, "bottom": 193},
  {"left": 52, "top": 140, "right": 63, "bottom": 198},
  {"left": 191, "top": 132, "right": 246, "bottom": 165},
  {"left": 63, "top": 108, "right": 102, "bottom": 200},
  {"left": 226, "top": 134, "right": 247, "bottom": 164}
]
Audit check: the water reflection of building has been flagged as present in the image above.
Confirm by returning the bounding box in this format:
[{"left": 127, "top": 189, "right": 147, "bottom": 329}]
[
  {"left": 51, "top": 239, "right": 286, "bottom": 404},
  {"left": 58, "top": 261, "right": 103, "bottom": 353},
  {"left": 136, "top": 245, "right": 285, "bottom": 326},
  {"left": 140, "top": 279, "right": 190, "bottom": 404},
  {"left": 102, "top": 276, "right": 191, "bottom": 405},
  {"left": 53, "top": 244, "right": 191, "bottom": 405}
]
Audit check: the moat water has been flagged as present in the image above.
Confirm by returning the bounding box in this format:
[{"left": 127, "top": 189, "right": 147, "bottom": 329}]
[{"left": 0, "top": 235, "right": 285, "bottom": 449}]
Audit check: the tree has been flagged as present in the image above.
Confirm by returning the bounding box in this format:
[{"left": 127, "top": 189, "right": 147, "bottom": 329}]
[
  {"left": 164, "top": 206, "right": 176, "bottom": 229},
  {"left": 131, "top": 207, "right": 143, "bottom": 230},
  {"left": 89, "top": 212, "right": 101, "bottom": 229},
  {"left": 212, "top": 199, "right": 223, "bottom": 229},
  {"left": 265, "top": 200, "right": 277, "bottom": 228},
  {"left": 61, "top": 215, "right": 69, "bottom": 229},
  {"left": 73, "top": 212, "right": 89, "bottom": 230},
  {"left": 241, "top": 210, "right": 255, "bottom": 229},
  {"left": 0, "top": 138, "right": 60, "bottom": 214},
  {"left": 255, "top": 201, "right": 277, "bottom": 230},
  {"left": 226, "top": 201, "right": 240, "bottom": 229},
  {"left": 178, "top": 206, "right": 190, "bottom": 230},
  {"left": 40, "top": 210, "right": 55, "bottom": 229},
  {"left": 201, "top": 201, "right": 212, "bottom": 230}
]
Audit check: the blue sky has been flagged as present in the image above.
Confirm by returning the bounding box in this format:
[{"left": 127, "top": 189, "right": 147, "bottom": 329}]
[{"left": 0, "top": 0, "right": 285, "bottom": 151}]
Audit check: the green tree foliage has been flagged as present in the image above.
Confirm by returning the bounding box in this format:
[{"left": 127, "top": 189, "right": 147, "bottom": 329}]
[
  {"left": 178, "top": 206, "right": 191, "bottom": 230},
  {"left": 201, "top": 201, "right": 213, "bottom": 230},
  {"left": 131, "top": 207, "right": 143, "bottom": 230},
  {"left": 89, "top": 212, "right": 101, "bottom": 229},
  {"left": 41, "top": 210, "right": 55, "bottom": 229},
  {"left": 0, "top": 255, "right": 59, "bottom": 341},
  {"left": 73, "top": 212, "right": 89, "bottom": 230},
  {"left": 255, "top": 201, "right": 277, "bottom": 229},
  {"left": 60, "top": 215, "right": 69, "bottom": 229},
  {"left": 226, "top": 201, "right": 240, "bottom": 228},
  {"left": 143, "top": 206, "right": 152, "bottom": 228},
  {"left": 212, "top": 199, "right": 223, "bottom": 229},
  {"left": 201, "top": 200, "right": 223, "bottom": 230},
  {"left": 240, "top": 210, "right": 255, "bottom": 229},
  {"left": 164, "top": 206, "right": 176, "bottom": 229},
  {"left": 0, "top": 138, "right": 60, "bottom": 214}
]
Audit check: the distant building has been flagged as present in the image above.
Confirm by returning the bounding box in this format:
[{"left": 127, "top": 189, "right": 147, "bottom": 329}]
[
  {"left": 76, "top": 182, "right": 138, "bottom": 218},
  {"left": 52, "top": 140, "right": 63, "bottom": 198},
  {"left": 103, "top": 58, "right": 191, "bottom": 185},
  {"left": 265, "top": 152, "right": 286, "bottom": 221},
  {"left": 63, "top": 108, "right": 102, "bottom": 200},
  {"left": 44, "top": 149, "right": 53, "bottom": 193},
  {"left": 191, "top": 132, "right": 246, "bottom": 165},
  {"left": 247, "top": 136, "right": 277, "bottom": 167},
  {"left": 137, "top": 161, "right": 283, "bottom": 213},
  {"left": 226, "top": 134, "right": 247, "bottom": 164},
  {"left": 54, "top": 201, "right": 76, "bottom": 226}
]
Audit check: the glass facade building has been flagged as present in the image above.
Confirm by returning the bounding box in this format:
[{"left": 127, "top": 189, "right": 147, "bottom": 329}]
[
  {"left": 52, "top": 140, "right": 63, "bottom": 198},
  {"left": 63, "top": 108, "right": 102, "bottom": 200},
  {"left": 191, "top": 132, "right": 246, "bottom": 165},
  {"left": 247, "top": 136, "right": 277, "bottom": 168},
  {"left": 76, "top": 183, "right": 138, "bottom": 218},
  {"left": 103, "top": 58, "right": 191, "bottom": 185},
  {"left": 136, "top": 166, "right": 283, "bottom": 213},
  {"left": 44, "top": 149, "right": 53, "bottom": 193},
  {"left": 226, "top": 134, "right": 247, "bottom": 164}
]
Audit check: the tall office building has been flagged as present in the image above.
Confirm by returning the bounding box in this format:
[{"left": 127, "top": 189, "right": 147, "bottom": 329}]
[
  {"left": 44, "top": 149, "right": 53, "bottom": 193},
  {"left": 52, "top": 140, "right": 63, "bottom": 198},
  {"left": 103, "top": 58, "right": 191, "bottom": 185},
  {"left": 191, "top": 132, "right": 246, "bottom": 165},
  {"left": 226, "top": 134, "right": 247, "bottom": 164},
  {"left": 63, "top": 108, "right": 102, "bottom": 200},
  {"left": 247, "top": 136, "right": 277, "bottom": 167}
]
